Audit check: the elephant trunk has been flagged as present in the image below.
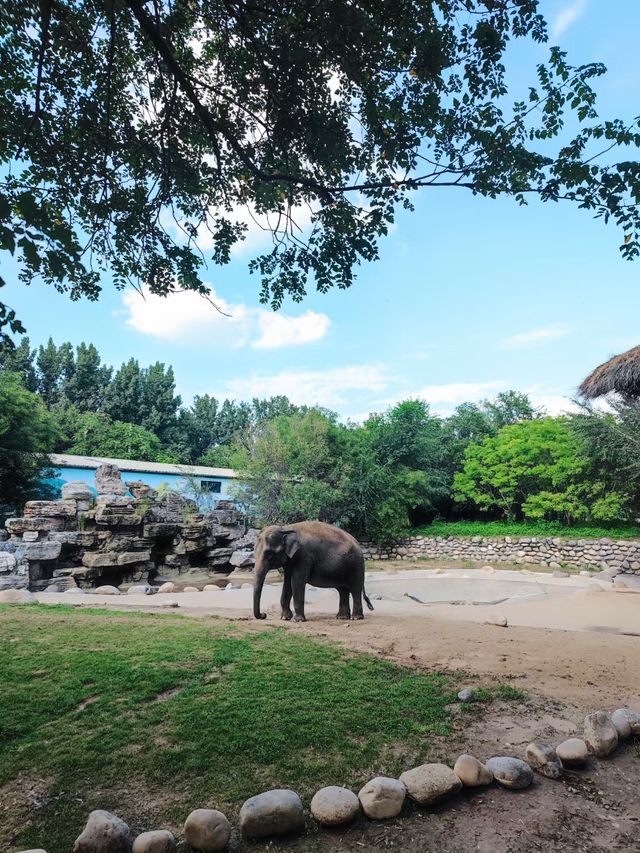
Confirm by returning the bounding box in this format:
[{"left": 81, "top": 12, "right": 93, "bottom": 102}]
[{"left": 253, "top": 560, "right": 268, "bottom": 620}]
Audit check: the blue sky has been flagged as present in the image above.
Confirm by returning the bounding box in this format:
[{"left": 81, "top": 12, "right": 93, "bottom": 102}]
[{"left": 4, "top": 0, "right": 640, "bottom": 420}]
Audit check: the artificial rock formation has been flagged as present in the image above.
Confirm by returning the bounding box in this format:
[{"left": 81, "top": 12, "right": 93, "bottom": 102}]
[{"left": 0, "top": 464, "right": 257, "bottom": 592}]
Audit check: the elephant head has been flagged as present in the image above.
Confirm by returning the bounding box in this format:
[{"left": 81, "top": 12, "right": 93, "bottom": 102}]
[{"left": 253, "top": 525, "right": 300, "bottom": 619}]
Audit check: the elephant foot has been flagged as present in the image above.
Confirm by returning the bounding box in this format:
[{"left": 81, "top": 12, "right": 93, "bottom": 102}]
[
  {"left": 293, "top": 614, "right": 307, "bottom": 623},
  {"left": 336, "top": 612, "right": 351, "bottom": 621},
  {"left": 351, "top": 613, "right": 364, "bottom": 621},
  {"left": 280, "top": 610, "right": 293, "bottom": 621}
]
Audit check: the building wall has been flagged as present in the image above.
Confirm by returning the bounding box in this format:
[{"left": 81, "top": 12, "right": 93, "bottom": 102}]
[{"left": 46, "top": 465, "right": 236, "bottom": 508}]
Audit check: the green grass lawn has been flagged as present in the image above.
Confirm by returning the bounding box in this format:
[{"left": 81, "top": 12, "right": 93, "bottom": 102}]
[
  {"left": 0, "top": 605, "right": 459, "bottom": 852},
  {"left": 413, "top": 520, "right": 640, "bottom": 540}
]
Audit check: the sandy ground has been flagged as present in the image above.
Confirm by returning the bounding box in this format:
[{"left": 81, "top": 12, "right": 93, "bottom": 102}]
[{"left": 33, "top": 566, "right": 640, "bottom": 851}]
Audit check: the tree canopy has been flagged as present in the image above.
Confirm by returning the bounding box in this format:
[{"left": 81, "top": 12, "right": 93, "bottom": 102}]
[
  {"left": 0, "top": 371, "right": 58, "bottom": 512},
  {"left": 2, "top": 0, "right": 640, "bottom": 345}
]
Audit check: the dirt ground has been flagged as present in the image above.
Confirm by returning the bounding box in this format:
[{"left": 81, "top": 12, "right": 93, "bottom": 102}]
[
  {"left": 224, "top": 610, "right": 640, "bottom": 853},
  {"left": 19, "top": 566, "right": 640, "bottom": 851}
]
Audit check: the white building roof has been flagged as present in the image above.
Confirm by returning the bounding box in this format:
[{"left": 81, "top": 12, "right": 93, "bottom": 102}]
[{"left": 49, "top": 453, "right": 237, "bottom": 479}]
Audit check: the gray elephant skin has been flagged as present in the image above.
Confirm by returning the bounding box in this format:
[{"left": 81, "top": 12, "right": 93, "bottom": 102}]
[{"left": 253, "top": 521, "right": 374, "bottom": 622}]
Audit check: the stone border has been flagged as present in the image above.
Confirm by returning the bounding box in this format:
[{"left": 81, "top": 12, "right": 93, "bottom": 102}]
[
  {"left": 361, "top": 534, "right": 640, "bottom": 575},
  {"left": 22, "top": 707, "right": 638, "bottom": 852}
]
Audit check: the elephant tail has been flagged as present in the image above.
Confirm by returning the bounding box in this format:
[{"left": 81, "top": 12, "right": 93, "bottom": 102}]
[{"left": 363, "top": 589, "right": 374, "bottom": 611}]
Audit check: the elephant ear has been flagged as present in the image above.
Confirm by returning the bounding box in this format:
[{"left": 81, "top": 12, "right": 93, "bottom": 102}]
[{"left": 282, "top": 529, "right": 300, "bottom": 558}]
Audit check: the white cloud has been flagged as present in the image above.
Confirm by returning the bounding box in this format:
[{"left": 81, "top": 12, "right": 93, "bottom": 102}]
[
  {"left": 408, "top": 381, "right": 506, "bottom": 406},
  {"left": 523, "top": 386, "right": 581, "bottom": 416},
  {"left": 253, "top": 310, "right": 330, "bottom": 349},
  {"left": 122, "top": 286, "right": 330, "bottom": 350},
  {"left": 501, "top": 324, "right": 570, "bottom": 350},
  {"left": 216, "top": 364, "right": 393, "bottom": 410},
  {"left": 552, "top": 0, "right": 587, "bottom": 38}
]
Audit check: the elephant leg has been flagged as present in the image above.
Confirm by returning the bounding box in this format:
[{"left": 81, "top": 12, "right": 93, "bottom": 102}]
[
  {"left": 336, "top": 588, "right": 351, "bottom": 620},
  {"left": 351, "top": 587, "right": 364, "bottom": 620},
  {"left": 280, "top": 572, "right": 293, "bottom": 621},
  {"left": 291, "top": 572, "right": 307, "bottom": 622}
]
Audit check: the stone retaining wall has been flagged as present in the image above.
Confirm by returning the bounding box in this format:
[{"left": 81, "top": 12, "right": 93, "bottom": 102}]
[{"left": 360, "top": 535, "right": 640, "bottom": 574}]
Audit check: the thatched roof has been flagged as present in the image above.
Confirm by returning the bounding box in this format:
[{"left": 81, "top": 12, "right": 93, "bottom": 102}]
[{"left": 579, "top": 345, "right": 640, "bottom": 400}]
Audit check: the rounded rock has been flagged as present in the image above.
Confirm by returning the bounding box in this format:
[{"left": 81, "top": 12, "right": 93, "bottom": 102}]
[
  {"left": 584, "top": 711, "right": 618, "bottom": 757},
  {"left": 203, "top": 584, "right": 221, "bottom": 592},
  {"left": 239, "top": 789, "right": 304, "bottom": 839},
  {"left": 457, "top": 688, "right": 475, "bottom": 703},
  {"left": 485, "top": 757, "right": 534, "bottom": 790},
  {"left": 611, "top": 708, "right": 640, "bottom": 739},
  {"left": 93, "top": 585, "right": 121, "bottom": 595},
  {"left": 157, "top": 582, "right": 175, "bottom": 594},
  {"left": 73, "top": 809, "right": 133, "bottom": 852},
  {"left": 525, "top": 742, "right": 563, "bottom": 779},
  {"left": 65, "top": 587, "right": 86, "bottom": 594},
  {"left": 183, "top": 586, "right": 199, "bottom": 592},
  {"left": 310, "top": 786, "right": 360, "bottom": 826},
  {"left": 453, "top": 754, "right": 493, "bottom": 787},
  {"left": 132, "top": 830, "right": 175, "bottom": 853},
  {"left": 399, "top": 763, "right": 462, "bottom": 806},
  {"left": 0, "top": 588, "right": 36, "bottom": 604},
  {"left": 556, "top": 738, "right": 589, "bottom": 767},
  {"left": 183, "top": 808, "right": 230, "bottom": 852},
  {"left": 358, "top": 776, "right": 406, "bottom": 819},
  {"left": 127, "top": 585, "right": 153, "bottom": 596}
]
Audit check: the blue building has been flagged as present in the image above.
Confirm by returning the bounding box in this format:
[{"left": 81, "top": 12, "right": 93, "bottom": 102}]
[{"left": 47, "top": 453, "right": 239, "bottom": 509}]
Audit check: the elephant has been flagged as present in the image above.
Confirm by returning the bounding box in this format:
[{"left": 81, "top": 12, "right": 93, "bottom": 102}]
[{"left": 253, "top": 521, "right": 374, "bottom": 622}]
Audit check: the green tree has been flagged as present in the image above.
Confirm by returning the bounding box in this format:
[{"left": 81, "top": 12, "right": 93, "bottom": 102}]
[
  {"left": 2, "top": 1, "right": 639, "bottom": 345},
  {"left": 63, "top": 343, "right": 112, "bottom": 412},
  {"left": 139, "top": 362, "right": 181, "bottom": 444},
  {"left": 0, "top": 371, "right": 58, "bottom": 512},
  {"left": 35, "top": 338, "right": 74, "bottom": 406},
  {"left": 483, "top": 390, "right": 539, "bottom": 429},
  {"left": 236, "top": 410, "right": 342, "bottom": 525},
  {"left": 570, "top": 400, "right": 640, "bottom": 514},
  {"left": 102, "top": 358, "right": 144, "bottom": 425},
  {"left": 173, "top": 394, "right": 220, "bottom": 462},
  {"left": 0, "top": 335, "right": 36, "bottom": 390},
  {"left": 453, "top": 417, "right": 627, "bottom": 523},
  {"left": 362, "top": 400, "right": 449, "bottom": 527},
  {"left": 65, "top": 412, "right": 172, "bottom": 462}
]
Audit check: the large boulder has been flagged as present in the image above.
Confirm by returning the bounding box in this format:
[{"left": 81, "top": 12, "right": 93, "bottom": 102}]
[
  {"left": 525, "top": 742, "right": 563, "bottom": 779},
  {"left": 0, "top": 552, "right": 17, "bottom": 573},
  {"left": 611, "top": 708, "right": 640, "bottom": 739},
  {"left": 132, "top": 830, "right": 175, "bottom": 853},
  {"left": 93, "top": 585, "right": 121, "bottom": 595},
  {"left": 584, "top": 711, "right": 618, "bottom": 757},
  {"left": 23, "top": 500, "right": 77, "bottom": 518},
  {"left": 22, "top": 541, "right": 62, "bottom": 562},
  {"left": 6, "top": 516, "right": 65, "bottom": 534},
  {"left": 239, "top": 789, "right": 304, "bottom": 839},
  {"left": 61, "top": 481, "right": 94, "bottom": 501},
  {"left": 229, "top": 549, "right": 254, "bottom": 569},
  {"left": 485, "top": 757, "right": 534, "bottom": 790},
  {"left": 310, "top": 786, "right": 360, "bottom": 826},
  {"left": 183, "top": 809, "right": 230, "bottom": 852},
  {"left": 453, "top": 754, "right": 494, "bottom": 787},
  {"left": 95, "top": 463, "right": 128, "bottom": 496},
  {"left": 73, "top": 810, "right": 133, "bottom": 852},
  {"left": 556, "top": 738, "right": 589, "bottom": 767},
  {"left": 358, "top": 777, "right": 406, "bottom": 819},
  {"left": 399, "top": 763, "right": 462, "bottom": 806},
  {"left": 0, "top": 588, "right": 36, "bottom": 604}
]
